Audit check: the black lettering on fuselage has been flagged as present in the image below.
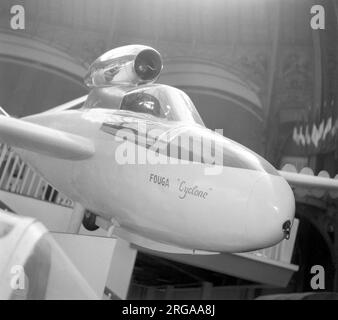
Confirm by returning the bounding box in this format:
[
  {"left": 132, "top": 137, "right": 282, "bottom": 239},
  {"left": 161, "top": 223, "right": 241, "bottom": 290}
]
[
  {"left": 149, "top": 173, "right": 169, "bottom": 188},
  {"left": 178, "top": 181, "right": 208, "bottom": 200}
]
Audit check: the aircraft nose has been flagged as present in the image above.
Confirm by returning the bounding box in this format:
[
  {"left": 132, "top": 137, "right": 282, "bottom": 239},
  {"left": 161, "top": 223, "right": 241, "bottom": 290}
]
[{"left": 245, "top": 174, "right": 295, "bottom": 249}]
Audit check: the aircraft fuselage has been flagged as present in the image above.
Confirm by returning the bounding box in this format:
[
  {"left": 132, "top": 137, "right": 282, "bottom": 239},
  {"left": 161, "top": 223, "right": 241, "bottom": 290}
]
[{"left": 18, "top": 108, "right": 295, "bottom": 253}]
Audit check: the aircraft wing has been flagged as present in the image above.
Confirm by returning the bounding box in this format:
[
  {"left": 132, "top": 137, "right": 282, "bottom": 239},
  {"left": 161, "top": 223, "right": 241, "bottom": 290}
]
[
  {"left": 0, "top": 115, "right": 94, "bottom": 160},
  {"left": 279, "top": 171, "right": 338, "bottom": 190},
  {"left": 279, "top": 164, "right": 338, "bottom": 197}
]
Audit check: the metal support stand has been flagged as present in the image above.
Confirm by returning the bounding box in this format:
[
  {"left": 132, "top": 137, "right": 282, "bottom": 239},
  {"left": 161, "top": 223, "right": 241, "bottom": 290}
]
[{"left": 67, "top": 202, "right": 85, "bottom": 234}]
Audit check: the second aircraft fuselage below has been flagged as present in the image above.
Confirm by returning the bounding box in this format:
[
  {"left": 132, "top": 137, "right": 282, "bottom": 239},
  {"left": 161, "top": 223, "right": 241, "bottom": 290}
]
[{"left": 18, "top": 108, "right": 295, "bottom": 253}]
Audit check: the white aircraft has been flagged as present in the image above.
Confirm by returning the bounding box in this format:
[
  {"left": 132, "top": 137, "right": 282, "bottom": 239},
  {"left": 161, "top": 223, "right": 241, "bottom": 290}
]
[{"left": 0, "top": 45, "right": 337, "bottom": 253}]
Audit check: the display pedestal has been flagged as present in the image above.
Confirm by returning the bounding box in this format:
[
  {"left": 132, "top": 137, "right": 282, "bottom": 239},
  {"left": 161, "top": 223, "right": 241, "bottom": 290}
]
[
  {"left": 11, "top": 198, "right": 137, "bottom": 299},
  {"left": 51, "top": 233, "right": 137, "bottom": 299}
]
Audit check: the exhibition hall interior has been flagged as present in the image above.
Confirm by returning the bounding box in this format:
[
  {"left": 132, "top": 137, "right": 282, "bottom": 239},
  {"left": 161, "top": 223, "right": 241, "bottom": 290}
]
[{"left": 0, "top": 0, "right": 338, "bottom": 300}]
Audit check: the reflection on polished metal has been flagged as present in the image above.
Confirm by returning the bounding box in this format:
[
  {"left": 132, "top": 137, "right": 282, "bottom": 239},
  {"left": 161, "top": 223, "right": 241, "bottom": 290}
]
[{"left": 84, "top": 45, "right": 163, "bottom": 88}]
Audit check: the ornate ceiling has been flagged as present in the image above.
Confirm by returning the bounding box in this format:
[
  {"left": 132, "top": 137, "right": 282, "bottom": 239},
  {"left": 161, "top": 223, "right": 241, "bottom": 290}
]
[{"left": 0, "top": 0, "right": 317, "bottom": 156}]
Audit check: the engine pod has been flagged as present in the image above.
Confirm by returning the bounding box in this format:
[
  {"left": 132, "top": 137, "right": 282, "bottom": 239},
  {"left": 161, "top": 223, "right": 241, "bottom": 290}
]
[{"left": 84, "top": 45, "right": 163, "bottom": 87}]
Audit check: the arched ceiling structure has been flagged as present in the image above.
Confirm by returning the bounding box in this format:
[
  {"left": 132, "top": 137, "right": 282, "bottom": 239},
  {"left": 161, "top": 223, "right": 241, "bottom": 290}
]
[
  {"left": 0, "top": 0, "right": 315, "bottom": 153},
  {"left": 0, "top": 34, "right": 87, "bottom": 117}
]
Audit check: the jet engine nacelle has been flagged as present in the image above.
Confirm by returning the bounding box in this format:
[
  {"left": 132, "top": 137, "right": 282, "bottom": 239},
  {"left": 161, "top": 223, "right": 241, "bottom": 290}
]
[{"left": 84, "top": 45, "right": 163, "bottom": 87}]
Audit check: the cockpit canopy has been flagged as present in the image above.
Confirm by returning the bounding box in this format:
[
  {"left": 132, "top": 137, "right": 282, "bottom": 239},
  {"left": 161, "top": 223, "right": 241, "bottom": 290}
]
[{"left": 83, "top": 84, "right": 205, "bottom": 126}]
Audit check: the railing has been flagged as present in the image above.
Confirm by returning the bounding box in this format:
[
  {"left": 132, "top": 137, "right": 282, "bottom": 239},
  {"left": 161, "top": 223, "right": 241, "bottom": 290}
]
[{"left": 0, "top": 144, "right": 73, "bottom": 208}]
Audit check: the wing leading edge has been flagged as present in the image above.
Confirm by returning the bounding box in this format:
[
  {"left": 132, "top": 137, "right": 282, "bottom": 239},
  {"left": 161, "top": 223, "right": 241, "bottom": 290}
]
[
  {"left": 279, "top": 164, "right": 338, "bottom": 197},
  {"left": 0, "top": 116, "right": 94, "bottom": 160},
  {"left": 279, "top": 170, "right": 338, "bottom": 191}
]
